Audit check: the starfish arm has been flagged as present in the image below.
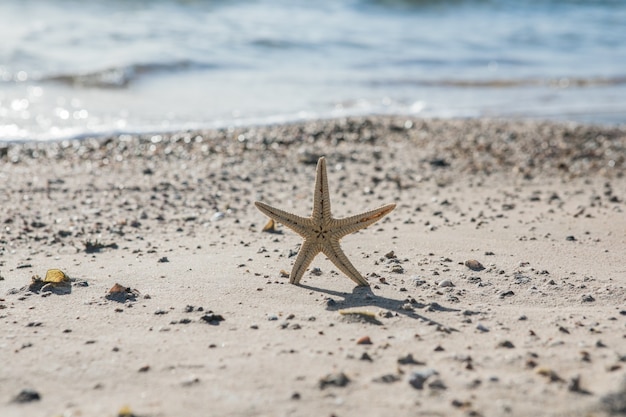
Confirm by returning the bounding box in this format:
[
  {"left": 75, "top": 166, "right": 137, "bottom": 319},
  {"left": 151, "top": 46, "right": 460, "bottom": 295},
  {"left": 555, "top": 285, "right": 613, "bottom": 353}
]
[
  {"left": 290, "top": 240, "right": 320, "bottom": 284},
  {"left": 322, "top": 240, "right": 369, "bottom": 287},
  {"left": 312, "top": 157, "right": 332, "bottom": 222},
  {"left": 332, "top": 203, "right": 396, "bottom": 237},
  {"left": 255, "top": 201, "right": 310, "bottom": 237}
]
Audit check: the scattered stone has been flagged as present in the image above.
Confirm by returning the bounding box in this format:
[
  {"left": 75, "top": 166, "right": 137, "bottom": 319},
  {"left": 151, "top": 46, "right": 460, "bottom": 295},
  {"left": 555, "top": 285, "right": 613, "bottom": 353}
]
[
  {"left": 200, "top": 313, "right": 225, "bottom": 325},
  {"left": 499, "top": 290, "right": 515, "bottom": 298},
  {"left": 373, "top": 374, "right": 401, "bottom": 384},
  {"left": 157, "top": 257, "right": 169, "bottom": 263},
  {"left": 360, "top": 352, "right": 373, "bottom": 362},
  {"left": 398, "top": 353, "right": 425, "bottom": 365},
  {"left": 319, "top": 372, "right": 350, "bottom": 389},
  {"left": 476, "top": 323, "right": 490, "bottom": 333},
  {"left": 465, "top": 260, "right": 485, "bottom": 271},
  {"left": 181, "top": 377, "right": 200, "bottom": 387},
  {"left": 11, "top": 388, "right": 40, "bottom": 403},
  {"left": 566, "top": 235, "right": 577, "bottom": 241},
  {"left": 391, "top": 264, "right": 404, "bottom": 274},
  {"left": 211, "top": 212, "right": 225, "bottom": 222},
  {"left": 568, "top": 375, "right": 591, "bottom": 395},
  {"left": 535, "top": 367, "right": 563, "bottom": 382},
  {"left": 411, "top": 276, "right": 426, "bottom": 286},
  {"left": 463, "top": 310, "right": 481, "bottom": 316},
  {"left": 84, "top": 240, "right": 118, "bottom": 253},
  {"left": 582, "top": 294, "right": 595, "bottom": 302},
  {"left": 356, "top": 336, "right": 372, "bottom": 345},
  {"left": 428, "top": 379, "right": 447, "bottom": 390},
  {"left": 408, "top": 369, "right": 438, "bottom": 390},
  {"left": 106, "top": 283, "right": 139, "bottom": 303},
  {"left": 498, "top": 340, "right": 515, "bottom": 349},
  {"left": 138, "top": 365, "right": 150, "bottom": 373},
  {"left": 310, "top": 267, "right": 322, "bottom": 276},
  {"left": 154, "top": 309, "right": 168, "bottom": 315},
  {"left": 438, "top": 279, "right": 454, "bottom": 287}
]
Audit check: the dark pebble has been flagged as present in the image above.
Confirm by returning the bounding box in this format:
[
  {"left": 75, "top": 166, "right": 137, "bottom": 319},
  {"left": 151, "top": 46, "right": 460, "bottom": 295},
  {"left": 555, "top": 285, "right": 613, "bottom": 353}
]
[
  {"left": 200, "top": 313, "right": 225, "bottom": 325},
  {"left": 498, "top": 340, "right": 515, "bottom": 349},
  {"left": 408, "top": 369, "right": 438, "bottom": 390},
  {"left": 373, "top": 374, "right": 401, "bottom": 384},
  {"left": 499, "top": 290, "right": 515, "bottom": 298},
  {"left": 398, "top": 353, "right": 425, "bottom": 365},
  {"left": 319, "top": 372, "right": 350, "bottom": 389},
  {"left": 428, "top": 379, "right": 447, "bottom": 390},
  {"left": 12, "top": 389, "right": 40, "bottom": 403}
]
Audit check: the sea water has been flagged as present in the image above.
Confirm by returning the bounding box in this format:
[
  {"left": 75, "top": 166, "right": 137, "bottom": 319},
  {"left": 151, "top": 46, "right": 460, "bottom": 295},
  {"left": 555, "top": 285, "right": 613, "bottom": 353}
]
[{"left": 1, "top": 0, "right": 625, "bottom": 141}]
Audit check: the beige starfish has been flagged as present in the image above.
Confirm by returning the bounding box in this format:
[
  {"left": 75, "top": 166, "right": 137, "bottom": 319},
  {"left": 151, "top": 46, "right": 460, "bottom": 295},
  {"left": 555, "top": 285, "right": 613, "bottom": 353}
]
[{"left": 255, "top": 156, "right": 396, "bottom": 286}]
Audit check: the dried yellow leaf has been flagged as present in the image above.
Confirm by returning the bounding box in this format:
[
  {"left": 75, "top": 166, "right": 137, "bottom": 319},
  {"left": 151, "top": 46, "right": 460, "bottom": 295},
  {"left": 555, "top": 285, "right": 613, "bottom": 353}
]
[
  {"left": 44, "top": 269, "right": 68, "bottom": 283},
  {"left": 262, "top": 218, "right": 279, "bottom": 233},
  {"left": 117, "top": 405, "right": 135, "bottom": 417}
]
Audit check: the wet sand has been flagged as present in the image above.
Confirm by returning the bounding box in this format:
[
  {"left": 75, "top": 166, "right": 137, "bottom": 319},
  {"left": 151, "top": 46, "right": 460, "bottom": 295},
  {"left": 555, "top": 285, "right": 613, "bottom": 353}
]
[{"left": 1, "top": 117, "right": 625, "bottom": 417}]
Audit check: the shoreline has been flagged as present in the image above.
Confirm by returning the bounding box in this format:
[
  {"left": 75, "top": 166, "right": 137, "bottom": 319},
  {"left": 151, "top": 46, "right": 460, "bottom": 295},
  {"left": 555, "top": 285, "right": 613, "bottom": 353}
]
[{"left": 1, "top": 116, "right": 625, "bottom": 417}]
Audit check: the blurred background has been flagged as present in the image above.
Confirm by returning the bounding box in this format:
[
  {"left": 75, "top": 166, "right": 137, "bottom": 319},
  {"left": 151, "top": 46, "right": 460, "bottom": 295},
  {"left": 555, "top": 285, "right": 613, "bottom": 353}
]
[{"left": 1, "top": 0, "right": 625, "bottom": 141}]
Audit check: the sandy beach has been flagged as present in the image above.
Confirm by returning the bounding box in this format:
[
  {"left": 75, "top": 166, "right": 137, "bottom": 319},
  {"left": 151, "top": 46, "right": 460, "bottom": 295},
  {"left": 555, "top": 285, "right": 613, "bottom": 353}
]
[{"left": 1, "top": 116, "right": 625, "bottom": 417}]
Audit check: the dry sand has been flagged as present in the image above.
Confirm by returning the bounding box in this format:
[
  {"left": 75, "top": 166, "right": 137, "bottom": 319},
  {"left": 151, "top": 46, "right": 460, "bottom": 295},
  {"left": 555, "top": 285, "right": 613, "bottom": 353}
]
[{"left": 1, "top": 117, "right": 625, "bottom": 417}]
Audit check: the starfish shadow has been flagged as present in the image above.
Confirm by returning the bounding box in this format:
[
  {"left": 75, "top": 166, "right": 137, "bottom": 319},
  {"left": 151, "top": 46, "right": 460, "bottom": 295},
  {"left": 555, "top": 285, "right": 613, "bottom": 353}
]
[{"left": 298, "top": 283, "right": 460, "bottom": 331}]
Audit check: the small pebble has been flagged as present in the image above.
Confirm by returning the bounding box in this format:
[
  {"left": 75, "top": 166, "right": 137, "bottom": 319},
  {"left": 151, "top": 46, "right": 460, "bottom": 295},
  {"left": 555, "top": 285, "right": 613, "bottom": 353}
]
[
  {"left": 398, "top": 353, "right": 424, "bottom": 365},
  {"left": 498, "top": 340, "right": 515, "bottom": 349},
  {"left": 357, "top": 336, "right": 372, "bottom": 345},
  {"left": 476, "top": 323, "right": 489, "bottom": 332},
  {"left": 465, "top": 260, "right": 485, "bottom": 271},
  {"left": 408, "top": 369, "right": 438, "bottom": 390},
  {"left": 318, "top": 372, "right": 350, "bottom": 389},
  {"left": 438, "top": 279, "right": 454, "bottom": 288},
  {"left": 373, "top": 374, "right": 401, "bottom": 383},
  {"left": 11, "top": 389, "right": 41, "bottom": 403},
  {"left": 428, "top": 379, "right": 447, "bottom": 390}
]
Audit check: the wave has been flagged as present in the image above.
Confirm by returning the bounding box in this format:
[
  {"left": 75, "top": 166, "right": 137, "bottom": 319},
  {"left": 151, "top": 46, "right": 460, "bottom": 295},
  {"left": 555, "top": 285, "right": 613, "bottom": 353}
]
[
  {"left": 41, "top": 60, "right": 219, "bottom": 89},
  {"left": 369, "top": 75, "right": 626, "bottom": 88}
]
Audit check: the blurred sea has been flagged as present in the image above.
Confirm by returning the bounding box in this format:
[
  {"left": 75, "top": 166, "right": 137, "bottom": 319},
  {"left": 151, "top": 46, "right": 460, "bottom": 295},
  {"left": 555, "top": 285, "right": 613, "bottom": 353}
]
[{"left": 1, "top": 0, "right": 625, "bottom": 141}]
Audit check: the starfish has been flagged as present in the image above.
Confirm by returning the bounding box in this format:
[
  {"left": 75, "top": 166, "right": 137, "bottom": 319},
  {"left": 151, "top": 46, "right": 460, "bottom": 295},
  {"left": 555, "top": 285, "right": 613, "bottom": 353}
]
[{"left": 255, "top": 157, "right": 395, "bottom": 286}]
